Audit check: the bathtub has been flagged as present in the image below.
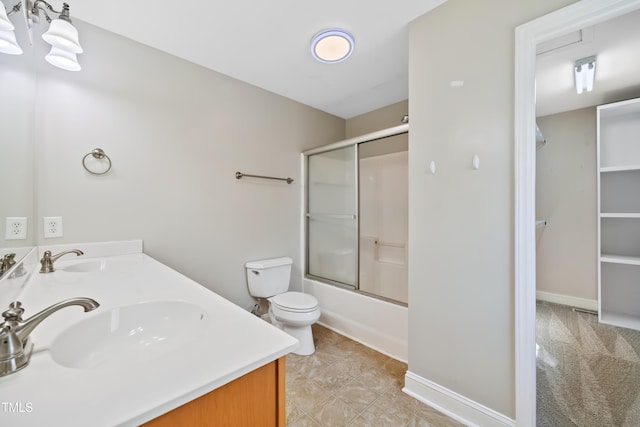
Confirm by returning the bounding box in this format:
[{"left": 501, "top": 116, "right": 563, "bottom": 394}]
[{"left": 303, "top": 277, "right": 408, "bottom": 362}]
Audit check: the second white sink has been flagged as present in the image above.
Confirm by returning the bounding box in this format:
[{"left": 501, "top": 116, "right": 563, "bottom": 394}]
[
  {"left": 50, "top": 300, "right": 212, "bottom": 370},
  {"left": 59, "top": 259, "right": 107, "bottom": 273}
]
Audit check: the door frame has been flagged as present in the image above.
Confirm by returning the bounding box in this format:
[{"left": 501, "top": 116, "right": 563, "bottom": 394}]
[{"left": 514, "top": 0, "right": 640, "bottom": 425}]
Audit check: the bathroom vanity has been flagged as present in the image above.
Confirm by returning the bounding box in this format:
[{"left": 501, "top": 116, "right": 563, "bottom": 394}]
[
  {"left": 0, "top": 241, "right": 298, "bottom": 426},
  {"left": 143, "top": 357, "right": 285, "bottom": 426}
]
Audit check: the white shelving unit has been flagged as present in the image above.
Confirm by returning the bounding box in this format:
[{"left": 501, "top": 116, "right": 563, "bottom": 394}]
[{"left": 597, "top": 97, "right": 640, "bottom": 331}]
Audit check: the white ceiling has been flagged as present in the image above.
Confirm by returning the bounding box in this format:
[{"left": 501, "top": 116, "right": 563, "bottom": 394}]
[
  {"left": 69, "top": 0, "right": 447, "bottom": 119},
  {"left": 49, "top": 2, "right": 640, "bottom": 120},
  {"left": 536, "top": 8, "right": 640, "bottom": 118}
]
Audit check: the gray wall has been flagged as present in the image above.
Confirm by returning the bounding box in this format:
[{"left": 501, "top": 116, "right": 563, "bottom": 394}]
[
  {"left": 407, "top": 0, "right": 575, "bottom": 418},
  {"left": 536, "top": 107, "right": 598, "bottom": 301},
  {"left": 346, "top": 100, "right": 408, "bottom": 138},
  {"left": 24, "top": 21, "right": 344, "bottom": 309}
]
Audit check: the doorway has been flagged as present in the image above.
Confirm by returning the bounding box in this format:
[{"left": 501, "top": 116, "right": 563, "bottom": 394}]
[{"left": 515, "top": 0, "right": 640, "bottom": 425}]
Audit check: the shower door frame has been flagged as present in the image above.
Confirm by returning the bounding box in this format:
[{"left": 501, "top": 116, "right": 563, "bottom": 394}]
[
  {"left": 303, "top": 124, "right": 409, "bottom": 299},
  {"left": 305, "top": 144, "right": 360, "bottom": 290}
]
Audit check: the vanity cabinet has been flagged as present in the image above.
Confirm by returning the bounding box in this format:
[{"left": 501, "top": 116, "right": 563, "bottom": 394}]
[
  {"left": 597, "top": 97, "right": 640, "bottom": 331},
  {"left": 143, "top": 358, "right": 286, "bottom": 427}
]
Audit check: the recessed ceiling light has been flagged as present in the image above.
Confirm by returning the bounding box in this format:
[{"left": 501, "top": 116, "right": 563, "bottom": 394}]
[{"left": 311, "top": 29, "right": 354, "bottom": 63}]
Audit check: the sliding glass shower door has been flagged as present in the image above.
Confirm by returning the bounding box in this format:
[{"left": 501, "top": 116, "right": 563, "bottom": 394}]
[
  {"left": 305, "top": 129, "right": 408, "bottom": 304},
  {"left": 358, "top": 136, "right": 408, "bottom": 303},
  {"left": 306, "top": 145, "right": 358, "bottom": 287}
]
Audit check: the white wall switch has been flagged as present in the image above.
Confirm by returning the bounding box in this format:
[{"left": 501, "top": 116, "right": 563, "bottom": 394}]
[
  {"left": 43, "top": 216, "right": 63, "bottom": 238},
  {"left": 5, "top": 217, "right": 28, "bottom": 240}
]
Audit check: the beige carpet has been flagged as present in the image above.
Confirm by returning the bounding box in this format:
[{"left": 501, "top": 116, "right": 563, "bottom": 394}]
[{"left": 536, "top": 301, "right": 640, "bottom": 426}]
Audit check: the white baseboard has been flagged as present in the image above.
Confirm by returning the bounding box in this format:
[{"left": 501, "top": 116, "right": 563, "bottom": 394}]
[
  {"left": 536, "top": 290, "right": 597, "bottom": 312},
  {"left": 403, "top": 371, "right": 515, "bottom": 427}
]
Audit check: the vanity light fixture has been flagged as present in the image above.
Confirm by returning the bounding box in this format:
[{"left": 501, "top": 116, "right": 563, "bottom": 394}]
[
  {"left": 574, "top": 55, "right": 596, "bottom": 94},
  {"left": 0, "top": 0, "right": 82, "bottom": 71},
  {"left": 311, "top": 28, "right": 354, "bottom": 63}
]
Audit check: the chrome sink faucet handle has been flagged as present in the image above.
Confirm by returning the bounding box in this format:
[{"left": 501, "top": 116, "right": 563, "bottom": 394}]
[
  {"left": 0, "top": 253, "right": 16, "bottom": 275},
  {"left": 39, "top": 249, "right": 84, "bottom": 273},
  {"left": 0, "top": 298, "right": 99, "bottom": 377}
]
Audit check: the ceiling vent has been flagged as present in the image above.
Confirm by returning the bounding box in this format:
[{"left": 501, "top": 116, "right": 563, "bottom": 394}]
[{"left": 536, "top": 27, "right": 593, "bottom": 56}]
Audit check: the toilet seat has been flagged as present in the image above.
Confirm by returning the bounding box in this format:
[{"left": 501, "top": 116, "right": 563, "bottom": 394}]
[
  {"left": 269, "top": 291, "right": 321, "bottom": 329},
  {"left": 270, "top": 292, "right": 318, "bottom": 313},
  {"left": 269, "top": 302, "right": 321, "bottom": 328}
]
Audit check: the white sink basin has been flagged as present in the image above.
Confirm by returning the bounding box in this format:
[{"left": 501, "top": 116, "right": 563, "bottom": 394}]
[
  {"left": 59, "top": 259, "right": 107, "bottom": 273},
  {"left": 50, "top": 301, "right": 212, "bottom": 370},
  {"left": 56, "top": 257, "right": 140, "bottom": 275}
]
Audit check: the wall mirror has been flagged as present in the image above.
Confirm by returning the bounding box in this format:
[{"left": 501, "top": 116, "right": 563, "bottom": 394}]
[{"left": 0, "top": 13, "right": 37, "bottom": 278}]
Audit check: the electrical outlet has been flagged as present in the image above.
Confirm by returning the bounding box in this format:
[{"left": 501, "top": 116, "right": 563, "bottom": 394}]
[
  {"left": 5, "top": 217, "right": 28, "bottom": 240},
  {"left": 43, "top": 216, "right": 63, "bottom": 238}
]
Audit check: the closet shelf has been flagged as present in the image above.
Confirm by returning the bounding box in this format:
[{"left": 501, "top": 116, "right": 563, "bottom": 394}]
[
  {"left": 600, "top": 312, "right": 640, "bottom": 331},
  {"left": 597, "top": 97, "right": 640, "bottom": 331},
  {"left": 600, "top": 213, "right": 640, "bottom": 218},
  {"left": 600, "top": 165, "right": 640, "bottom": 172},
  {"left": 600, "top": 254, "right": 640, "bottom": 266}
]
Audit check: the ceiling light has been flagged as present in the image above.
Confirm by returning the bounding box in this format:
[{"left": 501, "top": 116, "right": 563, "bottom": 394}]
[
  {"left": 311, "top": 29, "right": 354, "bottom": 63},
  {"left": 0, "top": 0, "right": 83, "bottom": 71},
  {"left": 574, "top": 55, "right": 596, "bottom": 94},
  {"left": 45, "top": 45, "right": 80, "bottom": 70},
  {"left": 42, "top": 15, "right": 82, "bottom": 53}
]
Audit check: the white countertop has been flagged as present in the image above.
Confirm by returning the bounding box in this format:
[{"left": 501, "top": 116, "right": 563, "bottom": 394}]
[{"left": 0, "top": 241, "right": 298, "bottom": 426}]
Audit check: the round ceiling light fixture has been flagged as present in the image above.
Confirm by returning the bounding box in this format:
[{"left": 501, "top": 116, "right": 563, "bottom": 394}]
[{"left": 311, "top": 28, "right": 354, "bottom": 63}]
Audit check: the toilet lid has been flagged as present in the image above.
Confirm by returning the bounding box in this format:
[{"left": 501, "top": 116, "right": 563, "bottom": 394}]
[{"left": 271, "top": 292, "right": 318, "bottom": 312}]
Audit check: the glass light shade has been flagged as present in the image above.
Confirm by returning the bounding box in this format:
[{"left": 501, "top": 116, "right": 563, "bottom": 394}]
[
  {"left": 0, "top": 29, "right": 22, "bottom": 54},
  {"left": 45, "top": 45, "right": 81, "bottom": 71},
  {"left": 42, "top": 19, "right": 82, "bottom": 53},
  {"left": 574, "top": 65, "right": 585, "bottom": 95},
  {"left": 574, "top": 56, "right": 596, "bottom": 95},
  {"left": 0, "top": 1, "right": 15, "bottom": 31},
  {"left": 585, "top": 62, "right": 595, "bottom": 92},
  {"left": 311, "top": 29, "right": 354, "bottom": 63}
]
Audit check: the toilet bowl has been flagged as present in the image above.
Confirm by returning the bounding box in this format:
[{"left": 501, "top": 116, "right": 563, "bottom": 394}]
[
  {"left": 245, "top": 257, "right": 321, "bottom": 355},
  {"left": 268, "top": 292, "right": 321, "bottom": 355}
]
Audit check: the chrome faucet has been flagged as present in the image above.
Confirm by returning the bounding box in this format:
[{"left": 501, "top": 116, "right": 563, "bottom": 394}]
[
  {"left": 39, "top": 249, "right": 84, "bottom": 273},
  {"left": 0, "top": 298, "right": 99, "bottom": 377},
  {"left": 0, "top": 253, "right": 16, "bottom": 276}
]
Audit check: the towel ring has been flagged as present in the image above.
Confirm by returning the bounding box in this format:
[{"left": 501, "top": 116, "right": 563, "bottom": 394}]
[{"left": 82, "top": 148, "right": 112, "bottom": 175}]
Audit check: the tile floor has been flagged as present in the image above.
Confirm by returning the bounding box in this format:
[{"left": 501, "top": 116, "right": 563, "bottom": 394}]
[{"left": 285, "top": 324, "right": 464, "bottom": 426}]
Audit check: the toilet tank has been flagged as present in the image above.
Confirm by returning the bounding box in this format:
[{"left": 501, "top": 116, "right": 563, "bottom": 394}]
[{"left": 245, "top": 257, "right": 292, "bottom": 298}]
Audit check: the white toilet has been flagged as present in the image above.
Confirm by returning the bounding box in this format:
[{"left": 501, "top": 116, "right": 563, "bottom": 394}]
[{"left": 245, "top": 257, "right": 320, "bottom": 355}]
